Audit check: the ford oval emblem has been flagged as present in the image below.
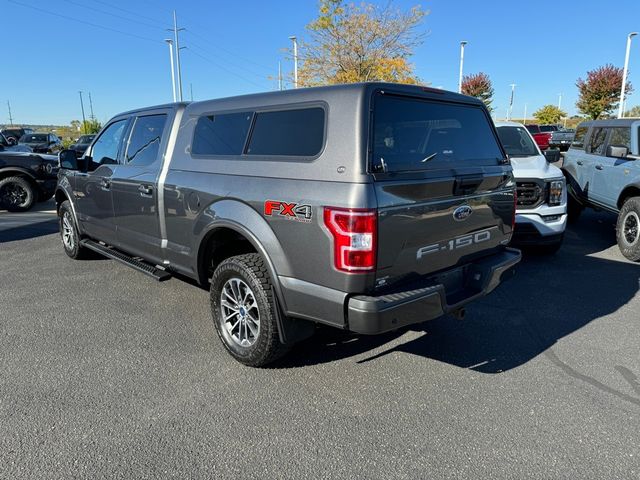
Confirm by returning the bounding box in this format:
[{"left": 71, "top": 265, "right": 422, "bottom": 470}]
[{"left": 453, "top": 205, "right": 473, "bottom": 221}]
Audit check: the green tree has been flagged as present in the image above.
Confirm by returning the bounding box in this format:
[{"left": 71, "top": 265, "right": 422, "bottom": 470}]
[
  {"left": 82, "top": 119, "right": 102, "bottom": 134},
  {"left": 533, "top": 104, "right": 567, "bottom": 124},
  {"left": 298, "top": 0, "right": 428, "bottom": 86},
  {"left": 576, "top": 64, "right": 633, "bottom": 119},
  {"left": 625, "top": 105, "right": 640, "bottom": 117},
  {"left": 461, "top": 72, "right": 494, "bottom": 111}
]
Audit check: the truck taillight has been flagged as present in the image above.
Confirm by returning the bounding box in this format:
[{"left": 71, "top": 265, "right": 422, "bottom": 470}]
[{"left": 324, "top": 207, "right": 377, "bottom": 272}]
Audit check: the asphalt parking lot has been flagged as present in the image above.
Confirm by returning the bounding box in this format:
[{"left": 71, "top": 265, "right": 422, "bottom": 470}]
[{"left": 1, "top": 204, "right": 639, "bottom": 479}]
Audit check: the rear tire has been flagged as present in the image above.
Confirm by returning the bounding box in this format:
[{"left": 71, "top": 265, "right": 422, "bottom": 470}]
[
  {"left": 58, "top": 200, "right": 91, "bottom": 260},
  {"left": 210, "top": 253, "right": 289, "bottom": 367},
  {"left": 616, "top": 197, "right": 640, "bottom": 262},
  {"left": 0, "top": 176, "right": 36, "bottom": 212}
]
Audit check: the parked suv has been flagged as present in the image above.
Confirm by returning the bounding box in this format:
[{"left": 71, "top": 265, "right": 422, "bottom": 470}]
[
  {"left": 563, "top": 119, "right": 640, "bottom": 261},
  {"left": 0, "top": 132, "right": 58, "bottom": 211},
  {"left": 55, "top": 83, "right": 520, "bottom": 366},
  {"left": 495, "top": 122, "right": 567, "bottom": 253}
]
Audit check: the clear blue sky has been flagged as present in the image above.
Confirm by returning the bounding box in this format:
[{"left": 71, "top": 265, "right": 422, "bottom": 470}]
[{"left": 3, "top": 0, "right": 640, "bottom": 125}]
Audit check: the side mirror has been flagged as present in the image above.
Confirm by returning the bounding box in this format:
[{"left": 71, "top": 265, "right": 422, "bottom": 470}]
[
  {"left": 58, "top": 149, "right": 86, "bottom": 171},
  {"left": 606, "top": 145, "right": 629, "bottom": 158},
  {"left": 544, "top": 148, "right": 561, "bottom": 163}
]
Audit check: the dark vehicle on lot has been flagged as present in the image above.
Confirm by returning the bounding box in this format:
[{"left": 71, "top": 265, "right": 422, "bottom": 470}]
[
  {"left": 562, "top": 119, "right": 640, "bottom": 261},
  {"left": 0, "top": 127, "right": 34, "bottom": 145},
  {"left": 0, "top": 132, "right": 32, "bottom": 152},
  {"left": 18, "top": 132, "right": 63, "bottom": 154},
  {"left": 55, "top": 82, "right": 521, "bottom": 366},
  {"left": 549, "top": 129, "right": 575, "bottom": 151},
  {"left": 69, "top": 134, "right": 96, "bottom": 156},
  {"left": 525, "top": 124, "right": 552, "bottom": 150},
  {"left": 0, "top": 135, "right": 58, "bottom": 211}
]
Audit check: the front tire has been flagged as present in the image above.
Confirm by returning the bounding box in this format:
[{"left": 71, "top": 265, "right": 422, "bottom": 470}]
[
  {"left": 58, "top": 200, "right": 91, "bottom": 259},
  {"left": 567, "top": 192, "right": 583, "bottom": 224},
  {"left": 617, "top": 197, "right": 640, "bottom": 262},
  {"left": 0, "top": 176, "right": 36, "bottom": 212},
  {"left": 210, "top": 253, "right": 289, "bottom": 367}
]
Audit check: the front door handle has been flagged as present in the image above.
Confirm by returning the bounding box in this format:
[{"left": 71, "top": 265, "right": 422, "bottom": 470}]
[
  {"left": 100, "top": 178, "right": 111, "bottom": 190},
  {"left": 138, "top": 184, "right": 153, "bottom": 196},
  {"left": 577, "top": 160, "right": 584, "bottom": 165},
  {"left": 595, "top": 164, "right": 604, "bottom": 170}
]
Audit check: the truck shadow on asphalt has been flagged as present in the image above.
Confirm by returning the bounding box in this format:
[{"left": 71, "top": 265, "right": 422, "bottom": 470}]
[{"left": 277, "top": 210, "right": 640, "bottom": 372}]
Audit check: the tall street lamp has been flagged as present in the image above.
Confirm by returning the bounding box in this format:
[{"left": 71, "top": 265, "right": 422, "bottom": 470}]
[
  {"left": 508, "top": 83, "right": 516, "bottom": 120},
  {"left": 458, "top": 41, "right": 468, "bottom": 94},
  {"left": 165, "top": 39, "right": 177, "bottom": 102},
  {"left": 289, "top": 36, "right": 298, "bottom": 88},
  {"left": 619, "top": 32, "right": 638, "bottom": 118}
]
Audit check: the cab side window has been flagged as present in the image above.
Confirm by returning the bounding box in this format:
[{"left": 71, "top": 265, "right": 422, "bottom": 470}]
[
  {"left": 91, "top": 119, "right": 128, "bottom": 167},
  {"left": 587, "top": 127, "right": 608, "bottom": 155},
  {"left": 570, "top": 126, "right": 587, "bottom": 149},
  {"left": 608, "top": 127, "right": 631, "bottom": 150},
  {"left": 125, "top": 114, "right": 167, "bottom": 166}
]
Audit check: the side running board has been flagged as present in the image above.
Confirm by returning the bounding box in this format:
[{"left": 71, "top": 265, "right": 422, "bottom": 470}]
[{"left": 80, "top": 239, "right": 171, "bottom": 282}]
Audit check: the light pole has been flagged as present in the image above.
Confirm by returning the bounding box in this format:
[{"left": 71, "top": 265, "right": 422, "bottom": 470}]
[
  {"left": 523, "top": 103, "right": 527, "bottom": 124},
  {"left": 558, "top": 93, "right": 562, "bottom": 110},
  {"left": 78, "top": 91, "right": 87, "bottom": 134},
  {"left": 169, "top": 11, "right": 185, "bottom": 102},
  {"left": 619, "top": 32, "right": 638, "bottom": 118},
  {"left": 507, "top": 83, "right": 516, "bottom": 120},
  {"left": 289, "top": 36, "right": 298, "bottom": 88},
  {"left": 165, "top": 39, "right": 177, "bottom": 102},
  {"left": 458, "top": 41, "right": 468, "bottom": 94}
]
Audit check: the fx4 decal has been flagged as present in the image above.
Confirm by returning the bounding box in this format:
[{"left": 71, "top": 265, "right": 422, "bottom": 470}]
[{"left": 264, "top": 200, "right": 313, "bottom": 223}]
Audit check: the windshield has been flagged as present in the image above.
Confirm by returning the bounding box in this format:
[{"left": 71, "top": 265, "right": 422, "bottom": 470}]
[
  {"left": 20, "top": 134, "right": 47, "bottom": 143},
  {"left": 78, "top": 135, "right": 95, "bottom": 144},
  {"left": 540, "top": 125, "right": 557, "bottom": 132},
  {"left": 497, "top": 126, "right": 539, "bottom": 157},
  {"left": 372, "top": 94, "right": 504, "bottom": 172}
]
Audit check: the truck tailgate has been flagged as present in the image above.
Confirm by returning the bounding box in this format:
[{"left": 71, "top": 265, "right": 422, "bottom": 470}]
[{"left": 374, "top": 171, "right": 515, "bottom": 286}]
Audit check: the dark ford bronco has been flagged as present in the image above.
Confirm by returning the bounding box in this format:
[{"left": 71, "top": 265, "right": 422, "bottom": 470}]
[
  {"left": 0, "top": 132, "right": 58, "bottom": 211},
  {"left": 55, "top": 83, "right": 521, "bottom": 366}
]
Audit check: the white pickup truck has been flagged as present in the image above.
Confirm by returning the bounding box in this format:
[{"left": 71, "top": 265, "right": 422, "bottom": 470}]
[{"left": 495, "top": 122, "right": 567, "bottom": 253}]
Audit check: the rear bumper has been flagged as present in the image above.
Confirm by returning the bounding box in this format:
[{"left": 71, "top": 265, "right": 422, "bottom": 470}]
[{"left": 347, "top": 248, "right": 521, "bottom": 335}]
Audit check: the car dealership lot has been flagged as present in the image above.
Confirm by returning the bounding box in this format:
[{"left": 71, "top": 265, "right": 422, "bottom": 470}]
[{"left": 1, "top": 208, "right": 639, "bottom": 479}]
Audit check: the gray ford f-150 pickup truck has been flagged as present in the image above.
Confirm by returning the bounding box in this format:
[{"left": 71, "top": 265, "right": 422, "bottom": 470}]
[{"left": 55, "top": 83, "right": 521, "bottom": 366}]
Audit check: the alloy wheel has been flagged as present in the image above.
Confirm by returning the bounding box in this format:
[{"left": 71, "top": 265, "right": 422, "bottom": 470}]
[
  {"left": 220, "top": 278, "right": 260, "bottom": 347},
  {"left": 623, "top": 211, "right": 640, "bottom": 246},
  {"left": 62, "top": 212, "right": 75, "bottom": 250},
  {"left": 1, "top": 183, "right": 27, "bottom": 207}
]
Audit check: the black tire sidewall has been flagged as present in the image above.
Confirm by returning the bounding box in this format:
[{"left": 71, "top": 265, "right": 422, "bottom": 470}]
[
  {"left": 0, "top": 176, "right": 35, "bottom": 212},
  {"left": 210, "top": 255, "right": 279, "bottom": 365},
  {"left": 617, "top": 197, "right": 640, "bottom": 262}
]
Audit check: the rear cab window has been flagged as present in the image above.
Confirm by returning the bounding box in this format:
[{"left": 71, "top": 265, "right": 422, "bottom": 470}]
[
  {"left": 371, "top": 93, "right": 504, "bottom": 173},
  {"left": 191, "top": 107, "right": 325, "bottom": 158}
]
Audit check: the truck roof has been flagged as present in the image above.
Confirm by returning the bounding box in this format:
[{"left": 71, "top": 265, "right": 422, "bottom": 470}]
[
  {"left": 113, "top": 83, "right": 484, "bottom": 119},
  {"left": 577, "top": 118, "right": 640, "bottom": 128}
]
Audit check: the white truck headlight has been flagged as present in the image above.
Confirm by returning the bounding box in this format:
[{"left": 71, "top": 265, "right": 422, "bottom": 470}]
[{"left": 548, "top": 179, "right": 564, "bottom": 206}]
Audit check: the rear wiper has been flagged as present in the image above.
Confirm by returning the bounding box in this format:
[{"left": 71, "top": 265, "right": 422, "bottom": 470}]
[{"left": 421, "top": 152, "right": 437, "bottom": 163}]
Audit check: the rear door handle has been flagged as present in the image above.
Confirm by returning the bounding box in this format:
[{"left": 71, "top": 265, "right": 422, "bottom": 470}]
[
  {"left": 138, "top": 184, "right": 153, "bottom": 196},
  {"left": 576, "top": 160, "right": 584, "bottom": 165},
  {"left": 595, "top": 164, "right": 604, "bottom": 170},
  {"left": 100, "top": 178, "right": 111, "bottom": 190}
]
